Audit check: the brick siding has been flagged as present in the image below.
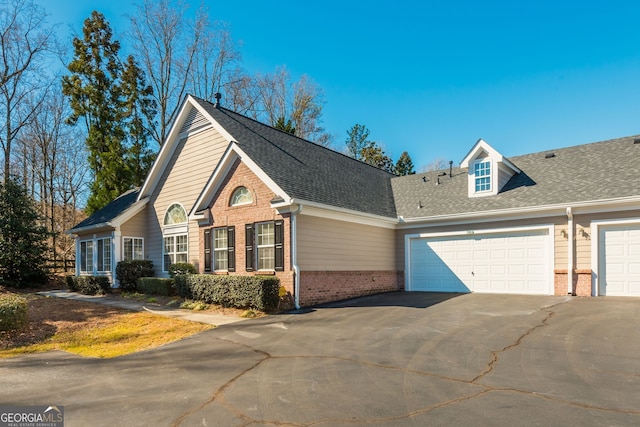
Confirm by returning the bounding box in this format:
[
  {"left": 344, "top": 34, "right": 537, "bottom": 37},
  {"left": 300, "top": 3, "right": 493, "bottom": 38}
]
[
  {"left": 299, "top": 270, "right": 403, "bottom": 307},
  {"left": 554, "top": 269, "right": 592, "bottom": 296}
]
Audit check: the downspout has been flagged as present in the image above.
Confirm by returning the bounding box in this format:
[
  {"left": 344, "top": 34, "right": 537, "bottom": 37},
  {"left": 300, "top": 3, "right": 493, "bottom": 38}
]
[
  {"left": 291, "top": 204, "right": 302, "bottom": 309},
  {"left": 566, "top": 207, "right": 574, "bottom": 295}
]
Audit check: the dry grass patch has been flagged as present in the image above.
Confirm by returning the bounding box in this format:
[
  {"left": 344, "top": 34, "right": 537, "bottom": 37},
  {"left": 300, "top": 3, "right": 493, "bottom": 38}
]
[{"left": 0, "top": 294, "right": 211, "bottom": 359}]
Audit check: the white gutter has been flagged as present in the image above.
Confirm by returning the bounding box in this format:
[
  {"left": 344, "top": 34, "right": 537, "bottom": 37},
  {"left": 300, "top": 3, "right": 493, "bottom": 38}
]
[
  {"left": 291, "top": 204, "right": 303, "bottom": 309},
  {"left": 566, "top": 207, "right": 574, "bottom": 295}
]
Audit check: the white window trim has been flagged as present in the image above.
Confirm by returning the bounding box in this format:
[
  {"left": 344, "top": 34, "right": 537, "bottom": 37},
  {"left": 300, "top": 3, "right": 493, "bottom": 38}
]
[
  {"left": 256, "top": 221, "right": 275, "bottom": 271},
  {"left": 78, "top": 236, "right": 112, "bottom": 276},
  {"left": 123, "top": 236, "right": 144, "bottom": 261},
  {"left": 213, "top": 227, "right": 229, "bottom": 271},
  {"left": 468, "top": 158, "right": 497, "bottom": 198},
  {"left": 163, "top": 234, "right": 188, "bottom": 272},
  {"left": 230, "top": 186, "right": 253, "bottom": 206}
]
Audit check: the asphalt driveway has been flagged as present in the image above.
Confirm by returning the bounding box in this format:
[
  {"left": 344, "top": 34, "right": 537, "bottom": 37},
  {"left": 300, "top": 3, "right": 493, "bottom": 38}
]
[{"left": 1, "top": 292, "right": 639, "bottom": 426}]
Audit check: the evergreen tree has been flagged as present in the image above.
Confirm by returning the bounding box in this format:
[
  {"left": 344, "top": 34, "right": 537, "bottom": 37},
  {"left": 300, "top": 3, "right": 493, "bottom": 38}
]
[
  {"left": 62, "top": 11, "right": 156, "bottom": 214},
  {"left": 274, "top": 116, "right": 296, "bottom": 135},
  {"left": 395, "top": 151, "right": 416, "bottom": 176},
  {"left": 360, "top": 142, "right": 395, "bottom": 173},
  {"left": 345, "top": 124, "right": 370, "bottom": 160},
  {"left": 0, "top": 177, "right": 49, "bottom": 287}
]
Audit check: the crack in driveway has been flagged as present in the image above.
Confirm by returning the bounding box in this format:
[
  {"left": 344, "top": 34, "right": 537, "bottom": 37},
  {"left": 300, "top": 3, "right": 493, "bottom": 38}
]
[{"left": 172, "top": 298, "right": 640, "bottom": 426}]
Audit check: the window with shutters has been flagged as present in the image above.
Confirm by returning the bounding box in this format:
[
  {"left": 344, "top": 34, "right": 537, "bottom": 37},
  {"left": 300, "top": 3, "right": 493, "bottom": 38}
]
[
  {"left": 246, "top": 220, "right": 284, "bottom": 272},
  {"left": 204, "top": 227, "right": 236, "bottom": 273}
]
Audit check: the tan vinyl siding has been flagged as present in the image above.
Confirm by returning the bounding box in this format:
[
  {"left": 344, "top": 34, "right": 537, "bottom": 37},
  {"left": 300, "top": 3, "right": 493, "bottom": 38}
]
[
  {"left": 497, "top": 165, "right": 513, "bottom": 190},
  {"left": 554, "top": 224, "right": 569, "bottom": 269},
  {"left": 147, "top": 127, "right": 229, "bottom": 274},
  {"left": 120, "top": 207, "right": 148, "bottom": 240},
  {"left": 297, "top": 215, "right": 396, "bottom": 271}
]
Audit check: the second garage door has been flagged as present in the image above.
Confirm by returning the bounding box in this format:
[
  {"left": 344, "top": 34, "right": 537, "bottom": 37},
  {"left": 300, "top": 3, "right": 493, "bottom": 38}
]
[
  {"left": 598, "top": 223, "right": 640, "bottom": 296},
  {"left": 409, "top": 229, "right": 551, "bottom": 294}
]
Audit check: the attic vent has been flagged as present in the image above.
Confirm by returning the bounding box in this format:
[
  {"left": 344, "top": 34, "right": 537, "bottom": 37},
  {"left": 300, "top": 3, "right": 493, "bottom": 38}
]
[
  {"left": 180, "top": 108, "right": 209, "bottom": 134},
  {"left": 544, "top": 153, "right": 555, "bottom": 159},
  {"left": 634, "top": 138, "right": 640, "bottom": 144}
]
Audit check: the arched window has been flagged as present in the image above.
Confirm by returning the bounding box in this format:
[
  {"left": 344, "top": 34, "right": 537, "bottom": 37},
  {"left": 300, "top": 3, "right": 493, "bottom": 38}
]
[
  {"left": 163, "top": 203, "right": 188, "bottom": 272},
  {"left": 164, "top": 203, "right": 187, "bottom": 225},
  {"left": 230, "top": 186, "right": 252, "bottom": 206}
]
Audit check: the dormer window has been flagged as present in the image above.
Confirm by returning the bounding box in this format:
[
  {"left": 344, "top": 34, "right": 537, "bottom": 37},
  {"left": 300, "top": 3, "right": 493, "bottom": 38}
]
[
  {"left": 474, "top": 160, "right": 491, "bottom": 192},
  {"left": 460, "top": 139, "right": 521, "bottom": 198}
]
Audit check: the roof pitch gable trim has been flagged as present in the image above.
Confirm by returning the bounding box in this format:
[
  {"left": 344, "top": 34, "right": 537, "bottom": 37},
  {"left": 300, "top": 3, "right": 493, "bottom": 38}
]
[
  {"left": 190, "top": 142, "right": 291, "bottom": 218},
  {"left": 460, "top": 138, "right": 520, "bottom": 173},
  {"left": 138, "top": 95, "right": 236, "bottom": 201},
  {"left": 67, "top": 197, "right": 149, "bottom": 235}
]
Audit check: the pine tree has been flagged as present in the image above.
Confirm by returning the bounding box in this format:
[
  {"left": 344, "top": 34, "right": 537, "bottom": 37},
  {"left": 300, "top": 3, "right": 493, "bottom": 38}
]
[
  {"left": 0, "top": 177, "right": 49, "bottom": 287},
  {"left": 395, "top": 151, "right": 416, "bottom": 176},
  {"left": 62, "top": 11, "right": 156, "bottom": 214},
  {"left": 274, "top": 116, "right": 296, "bottom": 135}
]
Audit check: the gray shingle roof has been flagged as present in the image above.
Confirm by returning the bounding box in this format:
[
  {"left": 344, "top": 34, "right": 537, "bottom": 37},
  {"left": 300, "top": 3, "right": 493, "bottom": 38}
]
[
  {"left": 193, "top": 97, "right": 398, "bottom": 218},
  {"left": 392, "top": 135, "right": 640, "bottom": 219},
  {"left": 69, "top": 188, "right": 141, "bottom": 232}
]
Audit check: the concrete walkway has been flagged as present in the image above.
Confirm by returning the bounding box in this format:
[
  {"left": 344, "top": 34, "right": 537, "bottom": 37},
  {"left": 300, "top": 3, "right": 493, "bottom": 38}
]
[{"left": 36, "top": 290, "right": 248, "bottom": 326}]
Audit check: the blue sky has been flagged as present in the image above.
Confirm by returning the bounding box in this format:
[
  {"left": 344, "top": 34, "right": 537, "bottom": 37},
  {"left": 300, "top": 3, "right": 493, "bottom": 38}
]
[{"left": 38, "top": 0, "right": 640, "bottom": 169}]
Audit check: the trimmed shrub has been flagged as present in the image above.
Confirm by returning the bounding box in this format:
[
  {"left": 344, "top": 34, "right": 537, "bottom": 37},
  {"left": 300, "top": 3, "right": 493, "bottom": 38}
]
[
  {"left": 65, "top": 275, "right": 77, "bottom": 292},
  {"left": 116, "top": 260, "right": 154, "bottom": 291},
  {"left": 66, "top": 276, "right": 111, "bottom": 295},
  {"left": 174, "top": 275, "right": 280, "bottom": 311},
  {"left": 136, "top": 277, "right": 175, "bottom": 296},
  {"left": 167, "top": 262, "right": 196, "bottom": 278},
  {"left": 0, "top": 294, "right": 28, "bottom": 332}
]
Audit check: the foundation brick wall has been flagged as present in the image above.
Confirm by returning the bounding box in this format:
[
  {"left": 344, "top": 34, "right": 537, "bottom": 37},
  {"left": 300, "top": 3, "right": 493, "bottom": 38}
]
[
  {"left": 554, "top": 269, "right": 592, "bottom": 296},
  {"left": 198, "top": 160, "right": 294, "bottom": 294},
  {"left": 299, "top": 270, "right": 403, "bottom": 307}
]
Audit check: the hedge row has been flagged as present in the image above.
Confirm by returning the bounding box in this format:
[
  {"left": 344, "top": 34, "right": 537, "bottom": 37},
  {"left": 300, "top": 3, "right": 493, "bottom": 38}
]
[
  {"left": 136, "top": 277, "right": 175, "bottom": 296},
  {"left": 0, "top": 294, "right": 28, "bottom": 332},
  {"left": 174, "top": 274, "right": 280, "bottom": 311},
  {"left": 65, "top": 275, "right": 111, "bottom": 295}
]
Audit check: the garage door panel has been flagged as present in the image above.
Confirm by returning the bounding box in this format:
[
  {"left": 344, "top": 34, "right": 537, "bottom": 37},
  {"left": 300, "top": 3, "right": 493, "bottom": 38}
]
[
  {"left": 600, "top": 223, "right": 640, "bottom": 296},
  {"left": 409, "top": 229, "right": 550, "bottom": 294}
]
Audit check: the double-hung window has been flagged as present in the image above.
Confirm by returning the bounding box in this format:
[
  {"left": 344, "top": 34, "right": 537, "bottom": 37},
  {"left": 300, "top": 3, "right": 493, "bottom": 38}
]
[
  {"left": 245, "top": 220, "right": 284, "bottom": 271},
  {"left": 163, "top": 235, "right": 188, "bottom": 269},
  {"left": 204, "top": 227, "right": 236, "bottom": 272},
  {"left": 80, "top": 241, "right": 94, "bottom": 273},
  {"left": 96, "top": 238, "right": 111, "bottom": 272},
  {"left": 474, "top": 160, "right": 491, "bottom": 193},
  {"left": 123, "top": 237, "right": 144, "bottom": 261}
]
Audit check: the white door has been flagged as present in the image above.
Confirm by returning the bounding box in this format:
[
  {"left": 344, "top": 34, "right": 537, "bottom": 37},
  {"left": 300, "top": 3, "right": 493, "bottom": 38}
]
[
  {"left": 599, "top": 224, "right": 640, "bottom": 296},
  {"left": 409, "top": 229, "right": 551, "bottom": 294}
]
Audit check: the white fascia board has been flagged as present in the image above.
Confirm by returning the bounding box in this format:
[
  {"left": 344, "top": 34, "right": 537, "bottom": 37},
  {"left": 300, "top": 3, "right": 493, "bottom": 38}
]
[
  {"left": 399, "top": 195, "right": 640, "bottom": 229},
  {"left": 294, "top": 201, "right": 398, "bottom": 229},
  {"left": 138, "top": 95, "right": 235, "bottom": 201},
  {"left": 189, "top": 142, "right": 290, "bottom": 219}
]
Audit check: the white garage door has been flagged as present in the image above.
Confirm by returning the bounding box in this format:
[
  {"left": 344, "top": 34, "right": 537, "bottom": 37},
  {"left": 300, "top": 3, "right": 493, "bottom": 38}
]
[
  {"left": 409, "top": 229, "right": 551, "bottom": 294},
  {"left": 599, "top": 224, "right": 640, "bottom": 296}
]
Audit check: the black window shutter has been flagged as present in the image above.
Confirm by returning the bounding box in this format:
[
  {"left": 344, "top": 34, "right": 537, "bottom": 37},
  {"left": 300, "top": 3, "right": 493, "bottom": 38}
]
[
  {"left": 245, "top": 224, "right": 254, "bottom": 271},
  {"left": 274, "top": 219, "right": 284, "bottom": 271},
  {"left": 228, "top": 226, "right": 236, "bottom": 272},
  {"left": 204, "top": 229, "right": 212, "bottom": 272}
]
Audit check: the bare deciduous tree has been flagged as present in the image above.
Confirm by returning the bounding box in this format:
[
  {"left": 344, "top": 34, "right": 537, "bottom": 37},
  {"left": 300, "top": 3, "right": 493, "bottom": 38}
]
[
  {"left": 17, "top": 90, "right": 88, "bottom": 271},
  {"left": 129, "top": 0, "right": 205, "bottom": 146},
  {"left": 0, "top": 0, "right": 58, "bottom": 182}
]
